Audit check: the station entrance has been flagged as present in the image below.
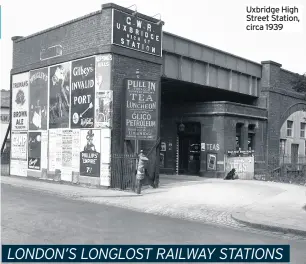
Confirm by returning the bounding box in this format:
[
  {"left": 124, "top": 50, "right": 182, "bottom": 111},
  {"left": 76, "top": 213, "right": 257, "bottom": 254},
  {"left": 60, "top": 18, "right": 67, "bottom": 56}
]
[{"left": 178, "top": 122, "right": 201, "bottom": 175}]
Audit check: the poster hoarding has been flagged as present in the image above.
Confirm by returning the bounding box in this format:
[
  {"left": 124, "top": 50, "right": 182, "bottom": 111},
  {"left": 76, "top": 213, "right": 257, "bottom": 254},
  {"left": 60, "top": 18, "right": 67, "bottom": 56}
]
[
  {"left": 225, "top": 156, "right": 255, "bottom": 180},
  {"left": 49, "top": 62, "right": 71, "bottom": 129},
  {"left": 95, "top": 54, "right": 112, "bottom": 128},
  {"left": 95, "top": 91, "right": 113, "bottom": 128},
  {"left": 71, "top": 57, "right": 95, "bottom": 128},
  {"left": 29, "top": 68, "right": 48, "bottom": 130},
  {"left": 62, "top": 129, "right": 73, "bottom": 182},
  {"left": 80, "top": 129, "right": 101, "bottom": 177},
  {"left": 11, "top": 132, "right": 27, "bottom": 160},
  {"left": 12, "top": 72, "right": 29, "bottom": 131},
  {"left": 28, "top": 132, "right": 42, "bottom": 170},
  {"left": 124, "top": 79, "right": 158, "bottom": 140},
  {"left": 10, "top": 132, "right": 28, "bottom": 177},
  {"left": 72, "top": 129, "right": 81, "bottom": 172},
  {"left": 112, "top": 9, "right": 162, "bottom": 56},
  {"left": 41, "top": 131, "right": 48, "bottom": 170}
]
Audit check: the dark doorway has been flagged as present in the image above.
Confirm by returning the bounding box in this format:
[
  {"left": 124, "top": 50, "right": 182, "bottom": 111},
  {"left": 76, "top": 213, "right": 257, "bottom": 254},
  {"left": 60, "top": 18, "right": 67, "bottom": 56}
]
[
  {"left": 291, "top": 144, "right": 299, "bottom": 164},
  {"left": 178, "top": 122, "right": 201, "bottom": 175}
]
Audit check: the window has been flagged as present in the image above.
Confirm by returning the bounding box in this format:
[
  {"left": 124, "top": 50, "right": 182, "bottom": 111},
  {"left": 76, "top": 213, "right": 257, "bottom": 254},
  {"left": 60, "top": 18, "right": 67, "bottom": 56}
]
[
  {"left": 279, "top": 139, "right": 286, "bottom": 155},
  {"left": 287, "top": 121, "right": 293, "bottom": 137},
  {"left": 248, "top": 134, "right": 254, "bottom": 150},
  {"left": 300, "top": 122, "right": 306, "bottom": 138}
]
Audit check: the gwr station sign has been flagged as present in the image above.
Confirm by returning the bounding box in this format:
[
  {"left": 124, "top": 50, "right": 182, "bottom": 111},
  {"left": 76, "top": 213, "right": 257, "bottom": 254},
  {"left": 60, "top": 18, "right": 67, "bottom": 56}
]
[
  {"left": 124, "top": 79, "right": 159, "bottom": 141},
  {"left": 112, "top": 9, "right": 162, "bottom": 57}
]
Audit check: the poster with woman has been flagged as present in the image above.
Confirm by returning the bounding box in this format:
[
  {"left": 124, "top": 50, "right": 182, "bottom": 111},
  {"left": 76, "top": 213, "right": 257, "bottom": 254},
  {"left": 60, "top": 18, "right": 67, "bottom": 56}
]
[
  {"left": 49, "top": 63, "right": 71, "bottom": 129},
  {"left": 29, "top": 68, "right": 48, "bottom": 130},
  {"left": 28, "top": 132, "right": 42, "bottom": 170},
  {"left": 80, "top": 129, "right": 101, "bottom": 177}
]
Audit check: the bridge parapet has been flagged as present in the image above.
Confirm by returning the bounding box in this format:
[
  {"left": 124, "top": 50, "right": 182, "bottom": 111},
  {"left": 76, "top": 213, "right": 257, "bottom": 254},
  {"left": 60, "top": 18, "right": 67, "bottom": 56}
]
[{"left": 162, "top": 32, "right": 262, "bottom": 97}]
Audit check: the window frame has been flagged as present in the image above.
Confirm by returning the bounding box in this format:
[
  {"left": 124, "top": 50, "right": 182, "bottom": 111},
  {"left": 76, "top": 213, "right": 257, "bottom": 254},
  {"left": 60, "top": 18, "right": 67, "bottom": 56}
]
[{"left": 286, "top": 120, "right": 293, "bottom": 137}]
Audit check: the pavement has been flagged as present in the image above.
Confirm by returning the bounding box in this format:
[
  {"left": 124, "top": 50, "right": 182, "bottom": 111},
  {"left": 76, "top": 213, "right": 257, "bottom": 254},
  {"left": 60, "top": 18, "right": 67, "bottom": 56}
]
[
  {"left": 3, "top": 184, "right": 306, "bottom": 264},
  {"left": 1, "top": 174, "right": 306, "bottom": 238}
]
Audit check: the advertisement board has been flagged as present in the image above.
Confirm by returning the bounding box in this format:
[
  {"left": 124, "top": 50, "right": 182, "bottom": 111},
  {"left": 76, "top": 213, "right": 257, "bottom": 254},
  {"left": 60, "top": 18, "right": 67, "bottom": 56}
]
[
  {"left": 112, "top": 9, "right": 162, "bottom": 56},
  {"left": 10, "top": 132, "right": 28, "bottom": 177},
  {"left": 80, "top": 129, "right": 101, "bottom": 177},
  {"left": 124, "top": 79, "right": 158, "bottom": 141},
  {"left": 71, "top": 57, "right": 95, "bottom": 128},
  {"left": 225, "top": 156, "right": 255, "bottom": 180},
  {"left": 95, "top": 54, "right": 112, "bottom": 128},
  {"left": 49, "top": 62, "right": 71, "bottom": 129},
  {"left": 12, "top": 72, "right": 29, "bottom": 131},
  {"left": 29, "top": 68, "right": 48, "bottom": 130},
  {"left": 28, "top": 132, "right": 42, "bottom": 170}
]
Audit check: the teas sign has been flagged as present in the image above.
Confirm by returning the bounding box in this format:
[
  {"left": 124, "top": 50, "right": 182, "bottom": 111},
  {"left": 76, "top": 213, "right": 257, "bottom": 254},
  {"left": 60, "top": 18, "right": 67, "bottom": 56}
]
[
  {"left": 12, "top": 72, "right": 29, "bottom": 131},
  {"left": 225, "top": 156, "right": 254, "bottom": 180},
  {"left": 125, "top": 79, "right": 158, "bottom": 141},
  {"left": 112, "top": 9, "right": 162, "bottom": 56}
]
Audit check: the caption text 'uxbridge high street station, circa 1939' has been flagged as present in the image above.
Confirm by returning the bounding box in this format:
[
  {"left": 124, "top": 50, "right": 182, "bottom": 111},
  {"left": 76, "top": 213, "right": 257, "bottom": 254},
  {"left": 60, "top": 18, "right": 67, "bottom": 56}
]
[{"left": 4, "top": 2, "right": 306, "bottom": 188}]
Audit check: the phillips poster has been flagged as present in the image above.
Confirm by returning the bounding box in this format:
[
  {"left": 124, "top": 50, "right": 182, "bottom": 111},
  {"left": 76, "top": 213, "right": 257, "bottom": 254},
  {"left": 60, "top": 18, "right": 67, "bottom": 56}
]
[
  {"left": 49, "top": 62, "right": 71, "bottom": 129},
  {"left": 70, "top": 56, "right": 95, "bottom": 128},
  {"left": 28, "top": 132, "right": 42, "bottom": 170},
  {"left": 80, "top": 129, "right": 101, "bottom": 177},
  {"left": 29, "top": 68, "right": 48, "bottom": 130},
  {"left": 12, "top": 72, "right": 29, "bottom": 131}
]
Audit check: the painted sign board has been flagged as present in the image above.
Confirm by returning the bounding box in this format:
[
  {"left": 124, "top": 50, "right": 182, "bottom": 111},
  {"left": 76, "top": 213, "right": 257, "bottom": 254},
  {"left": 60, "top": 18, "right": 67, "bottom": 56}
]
[
  {"left": 225, "top": 156, "right": 255, "bottom": 180},
  {"left": 124, "top": 79, "right": 158, "bottom": 141},
  {"left": 112, "top": 9, "right": 162, "bottom": 56}
]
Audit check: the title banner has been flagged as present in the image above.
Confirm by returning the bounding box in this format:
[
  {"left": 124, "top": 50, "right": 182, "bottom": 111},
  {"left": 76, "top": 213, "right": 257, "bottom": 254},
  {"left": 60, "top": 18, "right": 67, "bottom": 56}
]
[
  {"left": 112, "top": 9, "right": 162, "bottom": 56},
  {"left": 124, "top": 79, "right": 158, "bottom": 141},
  {"left": 2, "top": 245, "right": 290, "bottom": 262}
]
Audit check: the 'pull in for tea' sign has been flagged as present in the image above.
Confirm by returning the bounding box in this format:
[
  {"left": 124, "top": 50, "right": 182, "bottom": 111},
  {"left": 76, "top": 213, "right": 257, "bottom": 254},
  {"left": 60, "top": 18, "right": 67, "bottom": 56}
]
[{"left": 124, "top": 79, "right": 159, "bottom": 141}]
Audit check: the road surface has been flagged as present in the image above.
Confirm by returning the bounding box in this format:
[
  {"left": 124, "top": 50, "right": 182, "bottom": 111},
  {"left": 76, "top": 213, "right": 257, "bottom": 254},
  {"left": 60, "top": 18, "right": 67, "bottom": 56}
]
[{"left": 1, "top": 184, "right": 306, "bottom": 263}]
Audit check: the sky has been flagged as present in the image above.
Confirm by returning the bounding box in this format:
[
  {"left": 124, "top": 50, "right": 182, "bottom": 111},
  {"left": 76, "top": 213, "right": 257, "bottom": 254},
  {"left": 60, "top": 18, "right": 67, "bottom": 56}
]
[{"left": 0, "top": 0, "right": 305, "bottom": 91}]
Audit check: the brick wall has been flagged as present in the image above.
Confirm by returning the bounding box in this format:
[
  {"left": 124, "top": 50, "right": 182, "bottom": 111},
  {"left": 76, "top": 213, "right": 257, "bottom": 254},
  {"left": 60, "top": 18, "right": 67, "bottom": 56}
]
[
  {"left": 111, "top": 54, "right": 162, "bottom": 154},
  {"left": 160, "top": 101, "right": 267, "bottom": 176},
  {"left": 261, "top": 61, "right": 306, "bottom": 165},
  {"left": 12, "top": 9, "right": 112, "bottom": 72}
]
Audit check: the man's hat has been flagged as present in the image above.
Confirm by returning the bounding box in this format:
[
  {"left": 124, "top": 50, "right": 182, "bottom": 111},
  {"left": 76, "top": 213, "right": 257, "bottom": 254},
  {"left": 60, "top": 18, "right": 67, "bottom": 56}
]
[{"left": 86, "top": 130, "right": 94, "bottom": 140}]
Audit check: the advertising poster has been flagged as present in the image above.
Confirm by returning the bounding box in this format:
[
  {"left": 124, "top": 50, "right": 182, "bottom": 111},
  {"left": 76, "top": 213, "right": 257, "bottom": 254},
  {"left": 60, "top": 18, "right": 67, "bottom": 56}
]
[
  {"left": 95, "top": 91, "right": 113, "bottom": 128},
  {"left": 95, "top": 54, "right": 112, "bottom": 91},
  {"left": 207, "top": 153, "right": 217, "bottom": 171},
  {"left": 62, "top": 129, "right": 73, "bottom": 182},
  {"left": 225, "top": 156, "right": 254, "bottom": 180},
  {"left": 10, "top": 132, "right": 28, "bottom": 177},
  {"left": 112, "top": 9, "right": 162, "bottom": 56},
  {"left": 48, "top": 130, "right": 57, "bottom": 172},
  {"left": 125, "top": 79, "right": 158, "bottom": 140},
  {"left": 70, "top": 57, "right": 95, "bottom": 128},
  {"left": 11, "top": 132, "right": 27, "bottom": 160},
  {"left": 41, "top": 131, "right": 48, "bottom": 170},
  {"left": 95, "top": 54, "right": 112, "bottom": 128},
  {"left": 49, "top": 62, "right": 71, "bottom": 129},
  {"left": 10, "top": 160, "right": 28, "bottom": 177},
  {"left": 100, "top": 164, "right": 110, "bottom": 187},
  {"left": 80, "top": 129, "right": 101, "bottom": 177},
  {"left": 72, "top": 129, "right": 81, "bottom": 172},
  {"left": 28, "top": 132, "right": 42, "bottom": 170},
  {"left": 12, "top": 72, "right": 29, "bottom": 131},
  {"left": 29, "top": 68, "right": 48, "bottom": 130}
]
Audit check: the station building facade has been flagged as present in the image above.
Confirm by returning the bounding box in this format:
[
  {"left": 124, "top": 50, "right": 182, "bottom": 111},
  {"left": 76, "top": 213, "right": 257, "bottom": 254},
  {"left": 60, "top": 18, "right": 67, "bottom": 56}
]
[{"left": 9, "top": 3, "right": 306, "bottom": 186}]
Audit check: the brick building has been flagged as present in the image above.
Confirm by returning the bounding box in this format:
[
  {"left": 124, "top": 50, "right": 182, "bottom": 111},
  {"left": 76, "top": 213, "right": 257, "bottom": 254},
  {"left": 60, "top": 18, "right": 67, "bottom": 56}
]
[{"left": 9, "top": 3, "right": 306, "bottom": 187}]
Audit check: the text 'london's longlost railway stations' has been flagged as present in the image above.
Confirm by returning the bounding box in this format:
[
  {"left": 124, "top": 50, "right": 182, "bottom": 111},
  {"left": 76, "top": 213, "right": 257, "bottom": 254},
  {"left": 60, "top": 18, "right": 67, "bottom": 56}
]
[{"left": 7, "top": 2, "right": 306, "bottom": 188}]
